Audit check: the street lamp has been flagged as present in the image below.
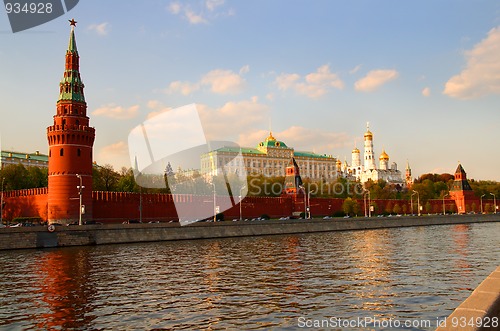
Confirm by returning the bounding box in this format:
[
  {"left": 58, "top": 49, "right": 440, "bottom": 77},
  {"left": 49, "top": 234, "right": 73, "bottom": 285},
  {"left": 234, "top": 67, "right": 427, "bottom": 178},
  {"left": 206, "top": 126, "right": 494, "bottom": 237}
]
[
  {"left": 76, "top": 174, "right": 84, "bottom": 225},
  {"left": 443, "top": 193, "right": 449, "bottom": 215},
  {"left": 299, "top": 185, "right": 306, "bottom": 219},
  {"left": 307, "top": 190, "right": 312, "bottom": 219},
  {"left": 239, "top": 185, "right": 246, "bottom": 221},
  {"left": 212, "top": 180, "right": 217, "bottom": 222},
  {"left": 480, "top": 194, "right": 485, "bottom": 214},
  {"left": 411, "top": 191, "right": 416, "bottom": 215},
  {"left": 491, "top": 193, "right": 497, "bottom": 214},
  {"left": 412, "top": 190, "right": 420, "bottom": 216},
  {"left": 363, "top": 189, "right": 371, "bottom": 217},
  {"left": 1, "top": 177, "right": 4, "bottom": 225}
]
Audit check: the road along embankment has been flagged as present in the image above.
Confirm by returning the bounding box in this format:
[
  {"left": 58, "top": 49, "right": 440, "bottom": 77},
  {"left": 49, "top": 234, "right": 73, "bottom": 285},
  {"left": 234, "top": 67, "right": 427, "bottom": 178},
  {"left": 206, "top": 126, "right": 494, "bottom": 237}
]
[{"left": 0, "top": 214, "right": 499, "bottom": 250}]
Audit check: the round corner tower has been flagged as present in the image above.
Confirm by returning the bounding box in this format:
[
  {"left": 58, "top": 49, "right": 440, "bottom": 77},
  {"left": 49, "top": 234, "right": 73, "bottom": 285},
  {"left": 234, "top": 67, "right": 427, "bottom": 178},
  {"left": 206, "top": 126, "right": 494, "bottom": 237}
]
[{"left": 47, "top": 20, "right": 95, "bottom": 224}]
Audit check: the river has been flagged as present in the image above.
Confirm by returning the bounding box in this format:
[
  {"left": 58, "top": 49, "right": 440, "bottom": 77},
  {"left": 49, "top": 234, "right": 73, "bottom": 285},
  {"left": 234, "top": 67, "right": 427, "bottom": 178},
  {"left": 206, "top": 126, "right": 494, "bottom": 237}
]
[{"left": 0, "top": 222, "right": 499, "bottom": 330}]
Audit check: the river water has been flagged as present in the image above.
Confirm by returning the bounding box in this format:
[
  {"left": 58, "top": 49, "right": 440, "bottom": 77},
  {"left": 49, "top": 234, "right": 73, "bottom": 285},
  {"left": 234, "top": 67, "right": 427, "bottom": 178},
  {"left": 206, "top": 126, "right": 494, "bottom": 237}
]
[{"left": 0, "top": 222, "right": 498, "bottom": 330}]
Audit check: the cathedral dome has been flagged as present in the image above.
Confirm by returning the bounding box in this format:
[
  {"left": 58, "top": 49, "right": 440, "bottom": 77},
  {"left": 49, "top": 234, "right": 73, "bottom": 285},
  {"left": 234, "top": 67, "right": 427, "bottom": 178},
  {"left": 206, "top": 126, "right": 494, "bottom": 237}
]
[
  {"left": 258, "top": 132, "right": 288, "bottom": 148},
  {"left": 379, "top": 150, "right": 389, "bottom": 161},
  {"left": 364, "top": 130, "right": 373, "bottom": 140},
  {"left": 352, "top": 147, "right": 360, "bottom": 154}
]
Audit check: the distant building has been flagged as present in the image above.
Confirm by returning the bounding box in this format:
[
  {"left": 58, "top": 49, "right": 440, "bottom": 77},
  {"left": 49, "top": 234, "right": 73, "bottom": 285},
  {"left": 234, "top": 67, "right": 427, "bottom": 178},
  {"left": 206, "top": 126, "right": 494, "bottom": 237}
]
[
  {"left": 340, "top": 123, "right": 406, "bottom": 187},
  {"left": 1, "top": 150, "right": 48, "bottom": 169},
  {"left": 201, "top": 132, "right": 338, "bottom": 181},
  {"left": 450, "top": 163, "right": 475, "bottom": 214}
]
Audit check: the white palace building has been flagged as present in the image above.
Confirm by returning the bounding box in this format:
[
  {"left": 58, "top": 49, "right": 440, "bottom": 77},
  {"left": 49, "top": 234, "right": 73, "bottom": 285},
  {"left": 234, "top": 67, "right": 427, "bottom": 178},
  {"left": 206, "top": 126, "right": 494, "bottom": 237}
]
[
  {"left": 338, "top": 123, "right": 410, "bottom": 187},
  {"left": 201, "top": 132, "right": 338, "bottom": 181}
]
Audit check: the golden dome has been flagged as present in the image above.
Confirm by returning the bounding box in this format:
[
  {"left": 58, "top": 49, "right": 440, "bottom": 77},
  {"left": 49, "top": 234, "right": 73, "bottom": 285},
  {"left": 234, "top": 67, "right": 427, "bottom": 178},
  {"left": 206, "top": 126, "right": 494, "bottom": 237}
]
[
  {"left": 352, "top": 147, "right": 360, "bottom": 154},
  {"left": 336, "top": 158, "right": 342, "bottom": 166},
  {"left": 364, "top": 130, "right": 373, "bottom": 140},
  {"left": 379, "top": 150, "right": 389, "bottom": 161},
  {"left": 265, "top": 131, "right": 276, "bottom": 142}
]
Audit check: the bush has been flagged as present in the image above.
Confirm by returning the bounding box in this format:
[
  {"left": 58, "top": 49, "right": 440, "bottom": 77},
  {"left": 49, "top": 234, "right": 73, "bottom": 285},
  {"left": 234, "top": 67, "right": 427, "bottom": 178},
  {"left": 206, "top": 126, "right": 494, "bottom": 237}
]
[
  {"left": 331, "top": 211, "right": 346, "bottom": 218},
  {"left": 260, "top": 214, "right": 270, "bottom": 220},
  {"left": 216, "top": 213, "right": 224, "bottom": 221},
  {"left": 12, "top": 217, "right": 43, "bottom": 224}
]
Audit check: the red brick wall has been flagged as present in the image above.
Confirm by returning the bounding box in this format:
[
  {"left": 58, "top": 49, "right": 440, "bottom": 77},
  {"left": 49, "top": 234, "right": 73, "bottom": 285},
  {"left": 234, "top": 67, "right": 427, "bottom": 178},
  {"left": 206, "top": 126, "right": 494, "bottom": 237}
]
[{"left": 2, "top": 189, "right": 492, "bottom": 223}]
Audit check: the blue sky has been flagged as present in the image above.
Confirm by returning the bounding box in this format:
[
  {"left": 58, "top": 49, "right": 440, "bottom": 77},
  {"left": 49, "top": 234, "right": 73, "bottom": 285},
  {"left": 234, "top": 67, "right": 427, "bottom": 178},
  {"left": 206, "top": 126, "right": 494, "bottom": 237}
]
[{"left": 1, "top": 1, "right": 500, "bottom": 180}]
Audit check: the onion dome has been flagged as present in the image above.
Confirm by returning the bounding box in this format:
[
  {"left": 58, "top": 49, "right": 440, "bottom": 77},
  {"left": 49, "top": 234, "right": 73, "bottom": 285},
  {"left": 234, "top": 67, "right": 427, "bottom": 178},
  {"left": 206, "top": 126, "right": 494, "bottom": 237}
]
[
  {"left": 379, "top": 150, "right": 389, "bottom": 161},
  {"left": 352, "top": 147, "right": 360, "bottom": 154},
  {"left": 364, "top": 130, "right": 373, "bottom": 140},
  {"left": 265, "top": 131, "right": 276, "bottom": 142}
]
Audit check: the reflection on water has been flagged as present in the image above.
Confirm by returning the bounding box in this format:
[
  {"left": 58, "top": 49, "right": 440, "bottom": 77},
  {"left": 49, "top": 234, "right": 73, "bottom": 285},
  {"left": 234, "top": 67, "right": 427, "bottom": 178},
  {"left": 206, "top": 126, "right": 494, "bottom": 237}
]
[{"left": 0, "top": 222, "right": 498, "bottom": 330}]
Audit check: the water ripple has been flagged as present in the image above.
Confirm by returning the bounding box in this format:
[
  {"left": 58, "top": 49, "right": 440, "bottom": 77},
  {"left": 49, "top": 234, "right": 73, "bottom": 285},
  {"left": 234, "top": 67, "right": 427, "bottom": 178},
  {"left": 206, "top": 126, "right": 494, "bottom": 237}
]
[{"left": 0, "top": 222, "right": 498, "bottom": 330}]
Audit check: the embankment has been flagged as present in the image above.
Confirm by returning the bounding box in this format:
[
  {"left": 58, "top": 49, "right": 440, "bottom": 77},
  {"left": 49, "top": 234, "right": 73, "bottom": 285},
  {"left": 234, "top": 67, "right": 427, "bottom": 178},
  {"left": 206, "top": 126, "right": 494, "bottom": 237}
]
[{"left": 1, "top": 213, "right": 499, "bottom": 250}]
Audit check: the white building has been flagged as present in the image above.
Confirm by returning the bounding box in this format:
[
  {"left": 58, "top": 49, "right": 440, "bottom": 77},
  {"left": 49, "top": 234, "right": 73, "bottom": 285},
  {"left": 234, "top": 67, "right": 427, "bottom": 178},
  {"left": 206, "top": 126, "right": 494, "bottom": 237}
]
[
  {"left": 341, "top": 124, "right": 406, "bottom": 187},
  {"left": 201, "top": 132, "right": 338, "bottom": 181}
]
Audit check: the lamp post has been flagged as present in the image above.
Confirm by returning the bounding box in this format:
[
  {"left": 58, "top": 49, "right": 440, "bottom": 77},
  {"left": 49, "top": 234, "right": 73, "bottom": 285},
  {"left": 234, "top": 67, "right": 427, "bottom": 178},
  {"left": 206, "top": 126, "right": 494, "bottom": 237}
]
[
  {"left": 299, "top": 185, "right": 306, "bottom": 219},
  {"left": 480, "top": 194, "right": 485, "bottom": 214},
  {"left": 307, "top": 190, "right": 312, "bottom": 219},
  {"left": 368, "top": 190, "right": 371, "bottom": 218},
  {"left": 443, "top": 193, "right": 449, "bottom": 215},
  {"left": 76, "top": 174, "right": 84, "bottom": 225},
  {"left": 491, "top": 193, "right": 497, "bottom": 214},
  {"left": 239, "top": 185, "right": 246, "bottom": 221},
  {"left": 363, "top": 190, "right": 368, "bottom": 217},
  {"left": 1, "top": 177, "right": 4, "bottom": 226},
  {"left": 412, "top": 190, "right": 420, "bottom": 216},
  {"left": 411, "top": 191, "right": 416, "bottom": 215},
  {"left": 212, "top": 180, "right": 216, "bottom": 222}
]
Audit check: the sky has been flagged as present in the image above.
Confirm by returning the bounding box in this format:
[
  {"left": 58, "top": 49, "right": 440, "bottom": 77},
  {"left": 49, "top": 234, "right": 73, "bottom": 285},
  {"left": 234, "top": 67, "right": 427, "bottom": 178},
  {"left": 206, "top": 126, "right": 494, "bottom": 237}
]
[{"left": 1, "top": 0, "right": 500, "bottom": 180}]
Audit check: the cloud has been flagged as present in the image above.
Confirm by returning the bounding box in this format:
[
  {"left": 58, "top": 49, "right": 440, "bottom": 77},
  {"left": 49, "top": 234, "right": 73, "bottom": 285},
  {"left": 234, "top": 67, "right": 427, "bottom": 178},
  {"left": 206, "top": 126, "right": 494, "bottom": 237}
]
[
  {"left": 349, "top": 64, "right": 362, "bottom": 74},
  {"left": 87, "top": 22, "right": 110, "bottom": 36},
  {"left": 185, "top": 9, "right": 208, "bottom": 24},
  {"left": 164, "top": 81, "right": 200, "bottom": 95},
  {"left": 96, "top": 141, "right": 131, "bottom": 170},
  {"left": 145, "top": 100, "right": 172, "bottom": 120},
  {"left": 198, "top": 98, "right": 270, "bottom": 141},
  {"left": 168, "top": 2, "right": 181, "bottom": 14},
  {"left": 165, "top": 67, "right": 246, "bottom": 95},
  {"left": 275, "top": 65, "right": 344, "bottom": 98},
  {"left": 422, "top": 87, "right": 431, "bottom": 97},
  {"left": 239, "top": 64, "right": 250, "bottom": 75},
  {"left": 237, "top": 126, "right": 351, "bottom": 153},
  {"left": 354, "top": 69, "right": 399, "bottom": 92},
  {"left": 201, "top": 69, "right": 246, "bottom": 94},
  {"left": 444, "top": 26, "right": 500, "bottom": 99},
  {"left": 92, "top": 103, "right": 140, "bottom": 119},
  {"left": 206, "top": 0, "right": 224, "bottom": 11},
  {"left": 168, "top": 0, "right": 230, "bottom": 24}
]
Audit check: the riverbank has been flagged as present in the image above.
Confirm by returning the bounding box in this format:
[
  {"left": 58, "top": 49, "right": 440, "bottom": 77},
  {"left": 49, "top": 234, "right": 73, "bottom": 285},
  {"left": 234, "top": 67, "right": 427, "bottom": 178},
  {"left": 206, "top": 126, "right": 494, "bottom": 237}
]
[{"left": 1, "top": 213, "right": 499, "bottom": 250}]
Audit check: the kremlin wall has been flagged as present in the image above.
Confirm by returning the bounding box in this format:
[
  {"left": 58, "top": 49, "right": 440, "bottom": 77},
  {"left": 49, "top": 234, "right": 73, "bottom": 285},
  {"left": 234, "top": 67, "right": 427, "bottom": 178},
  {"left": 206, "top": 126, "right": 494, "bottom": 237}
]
[{"left": 0, "top": 22, "right": 490, "bottom": 225}]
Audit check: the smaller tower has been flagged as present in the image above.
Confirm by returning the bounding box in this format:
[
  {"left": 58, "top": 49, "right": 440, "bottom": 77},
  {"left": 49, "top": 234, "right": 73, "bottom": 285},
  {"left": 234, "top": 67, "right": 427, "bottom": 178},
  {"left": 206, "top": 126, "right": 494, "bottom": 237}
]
[
  {"left": 449, "top": 163, "right": 475, "bottom": 214},
  {"left": 379, "top": 149, "right": 389, "bottom": 170},
  {"left": 364, "top": 122, "right": 376, "bottom": 170},
  {"left": 336, "top": 158, "right": 342, "bottom": 176},
  {"left": 405, "top": 160, "right": 413, "bottom": 188},
  {"left": 284, "top": 157, "right": 303, "bottom": 195},
  {"left": 352, "top": 146, "right": 361, "bottom": 167}
]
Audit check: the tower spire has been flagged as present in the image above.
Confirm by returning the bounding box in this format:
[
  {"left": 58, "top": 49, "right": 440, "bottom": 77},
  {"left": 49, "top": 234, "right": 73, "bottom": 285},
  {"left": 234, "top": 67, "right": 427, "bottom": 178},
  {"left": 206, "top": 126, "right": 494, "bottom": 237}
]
[
  {"left": 59, "top": 19, "right": 84, "bottom": 102},
  {"left": 47, "top": 21, "right": 95, "bottom": 224}
]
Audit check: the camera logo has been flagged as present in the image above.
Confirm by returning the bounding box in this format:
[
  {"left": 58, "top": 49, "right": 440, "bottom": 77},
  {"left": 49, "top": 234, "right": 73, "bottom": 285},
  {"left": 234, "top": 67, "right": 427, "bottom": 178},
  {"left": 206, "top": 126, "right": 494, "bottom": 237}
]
[
  {"left": 128, "top": 104, "right": 248, "bottom": 226},
  {"left": 4, "top": 0, "right": 79, "bottom": 33}
]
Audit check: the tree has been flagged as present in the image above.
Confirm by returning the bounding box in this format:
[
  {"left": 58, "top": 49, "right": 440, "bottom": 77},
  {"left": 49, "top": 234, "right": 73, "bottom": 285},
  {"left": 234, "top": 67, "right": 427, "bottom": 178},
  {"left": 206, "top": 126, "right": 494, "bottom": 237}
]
[
  {"left": 93, "top": 164, "right": 119, "bottom": 191},
  {"left": 393, "top": 204, "right": 401, "bottom": 215},
  {"left": 342, "top": 198, "right": 356, "bottom": 216}
]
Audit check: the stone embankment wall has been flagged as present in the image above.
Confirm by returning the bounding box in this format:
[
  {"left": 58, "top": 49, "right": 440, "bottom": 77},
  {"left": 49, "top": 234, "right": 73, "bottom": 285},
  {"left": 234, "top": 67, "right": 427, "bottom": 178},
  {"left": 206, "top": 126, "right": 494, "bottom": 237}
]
[
  {"left": 0, "top": 214, "right": 498, "bottom": 250},
  {"left": 436, "top": 266, "right": 500, "bottom": 331}
]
